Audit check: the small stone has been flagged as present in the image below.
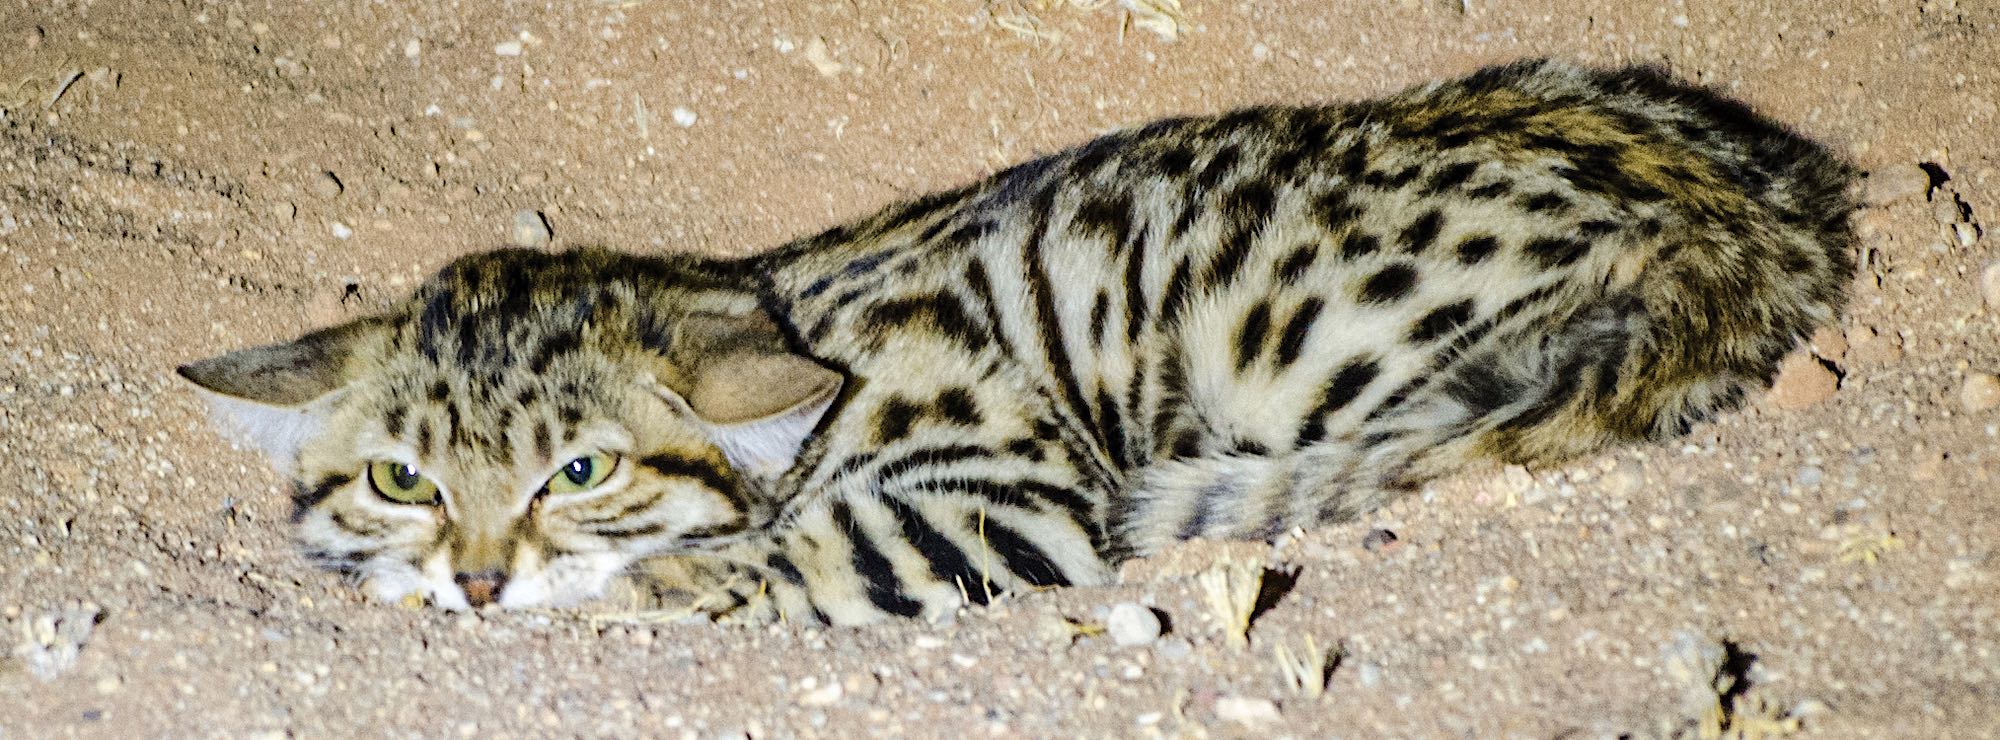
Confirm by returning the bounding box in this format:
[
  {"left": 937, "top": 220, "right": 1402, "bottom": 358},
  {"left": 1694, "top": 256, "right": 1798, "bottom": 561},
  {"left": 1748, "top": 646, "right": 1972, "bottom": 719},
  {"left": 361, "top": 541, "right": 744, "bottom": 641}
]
[
  {"left": 494, "top": 40, "right": 523, "bottom": 56},
  {"left": 1767, "top": 351, "right": 1838, "bottom": 409},
  {"left": 1960, "top": 373, "right": 2000, "bottom": 413},
  {"left": 329, "top": 222, "right": 353, "bottom": 240},
  {"left": 510, "top": 210, "right": 552, "bottom": 248},
  {"left": 1793, "top": 465, "right": 1825, "bottom": 489},
  {"left": 1360, "top": 528, "right": 1399, "bottom": 552},
  {"left": 797, "top": 681, "right": 843, "bottom": 707},
  {"left": 1105, "top": 602, "right": 1161, "bottom": 647},
  {"left": 271, "top": 202, "right": 296, "bottom": 221},
  {"left": 1954, "top": 222, "right": 1981, "bottom": 248},
  {"left": 1862, "top": 164, "right": 1930, "bottom": 206},
  {"left": 309, "top": 171, "right": 344, "bottom": 198},
  {"left": 1848, "top": 326, "right": 1905, "bottom": 365},
  {"left": 802, "top": 37, "right": 845, "bottom": 76},
  {"left": 1152, "top": 636, "right": 1193, "bottom": 660},
  {"left": 404, "top": 39, "right": 422, "bottom": 58},
  {"left": 1214, "top": 695, "right": 1281, "bottom": 726},
  {"left": 671, "top": 106, "right": 698, "bottom": 127},
  {"left": 1980, "top": 261, "right": 2000, "bottom": 311},
  {"left": 1601, "top": 459, "right": 1645, "bottom": 497},
  {"left": 1809, "top": 325, "right": 1848, "bottom": 365}
]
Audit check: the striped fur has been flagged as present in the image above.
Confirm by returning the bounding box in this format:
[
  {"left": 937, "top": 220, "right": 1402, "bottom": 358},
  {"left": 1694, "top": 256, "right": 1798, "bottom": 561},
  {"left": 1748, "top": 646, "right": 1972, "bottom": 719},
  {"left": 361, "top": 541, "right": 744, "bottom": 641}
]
[{"left": 181, "top": 59, "right": 1856, "bottom": 622}]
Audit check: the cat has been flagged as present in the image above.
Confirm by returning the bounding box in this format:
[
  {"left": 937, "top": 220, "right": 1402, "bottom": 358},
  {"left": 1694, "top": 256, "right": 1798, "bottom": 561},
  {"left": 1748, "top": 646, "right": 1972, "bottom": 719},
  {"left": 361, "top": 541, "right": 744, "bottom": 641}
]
[{"left": 179, "top": 59, "right": 1856, "bottom": 622}]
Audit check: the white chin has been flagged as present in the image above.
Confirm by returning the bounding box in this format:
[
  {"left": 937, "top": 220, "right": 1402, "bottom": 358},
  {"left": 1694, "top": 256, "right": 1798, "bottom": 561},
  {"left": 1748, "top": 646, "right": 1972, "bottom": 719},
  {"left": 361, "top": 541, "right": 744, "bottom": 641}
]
[
  {"left": 496, "top": 553, "right": 628, "bottom": 609},
  {"left": 361, "top": 564, "right": 469, "bottom": 610}
]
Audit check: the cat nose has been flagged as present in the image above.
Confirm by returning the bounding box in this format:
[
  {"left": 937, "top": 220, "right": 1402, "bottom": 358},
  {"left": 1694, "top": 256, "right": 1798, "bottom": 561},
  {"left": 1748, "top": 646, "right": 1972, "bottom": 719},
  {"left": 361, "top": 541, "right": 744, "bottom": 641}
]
[{"left": 454, "top": 570, "right": 509, "bottom": 607}]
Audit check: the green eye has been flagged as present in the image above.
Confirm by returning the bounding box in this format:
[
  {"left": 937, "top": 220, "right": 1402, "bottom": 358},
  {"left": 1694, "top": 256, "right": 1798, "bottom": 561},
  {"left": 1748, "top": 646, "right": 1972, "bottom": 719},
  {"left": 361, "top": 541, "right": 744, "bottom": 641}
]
[
  {"left": 546, "top": 453, "right": 617, "bottom": 495},
  {"left": 367, "top": 461, "right": 440, "bottom": 505}
]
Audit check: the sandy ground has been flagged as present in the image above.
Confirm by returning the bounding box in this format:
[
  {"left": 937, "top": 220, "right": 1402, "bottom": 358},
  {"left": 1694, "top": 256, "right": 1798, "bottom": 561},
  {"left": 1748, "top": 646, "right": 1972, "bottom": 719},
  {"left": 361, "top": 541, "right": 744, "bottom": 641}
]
[{"left": 1, "top": 0, "right": 1997, "bottom": 737}]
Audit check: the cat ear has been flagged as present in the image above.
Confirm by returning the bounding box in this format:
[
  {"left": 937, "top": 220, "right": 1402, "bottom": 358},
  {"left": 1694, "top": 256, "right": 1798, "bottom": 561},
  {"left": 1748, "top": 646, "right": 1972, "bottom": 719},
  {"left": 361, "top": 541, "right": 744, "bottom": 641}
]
[
  {"left": 177, "top": 317, "right": 390, "bottom": 472},
  {"left": 651, "top": 311, "right": 843, "bottom": 478}
]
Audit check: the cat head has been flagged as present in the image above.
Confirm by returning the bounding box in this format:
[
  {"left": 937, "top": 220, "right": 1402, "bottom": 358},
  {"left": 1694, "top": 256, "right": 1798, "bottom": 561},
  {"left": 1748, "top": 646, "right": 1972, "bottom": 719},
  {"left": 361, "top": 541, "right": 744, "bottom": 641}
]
[{"left": 177, "top": 248, "right": 842, "bottom": 609}]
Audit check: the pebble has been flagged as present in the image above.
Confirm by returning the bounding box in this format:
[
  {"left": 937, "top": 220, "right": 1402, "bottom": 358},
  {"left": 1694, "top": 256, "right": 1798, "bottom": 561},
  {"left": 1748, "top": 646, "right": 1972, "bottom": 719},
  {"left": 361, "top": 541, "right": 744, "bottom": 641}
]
[
  {"left": 1601, "top": 459, "right": 1645, "bottom": 497},
  {"left": 1105, "top": 602, "right": 1161, "bottom": 646},
  {"left": 1980, "top": 261, "right": 2000, "bottom": 311},
  {"left": 270, "top": 202, "right": 295, "bottom": 221},
  {"left": 1809, "top": 325, "right": 1848, "bottom": 365},
  {"left": 1152, "top": 636, "right": 1193, "bottom": 660},
  {"left": 309, "top": 171, "right": 343, "bottom": 198},
  {"left": 1862, "top": 164, "right": 1930, "bottom": 206},
  {"left": 671, "top": 107, "right": 698, "bottom": 127},
  {"left": 494, "top": 40, "right": 523, "bottom": 56},
  {"left": 1767, "top": 351, "right": 1838, "bottom": 409},
  {"left": 1360, "top": 528, "right": 1399, "bottom": 552},
  {"left": 1214, "top": 695, "right": 1281, "bottom": 726},
  {"left": 1961, "top": 372, "right": 2000, "bottom": 413},
  {"left": 797, "top": 681, "right": 843, "bottom": 707},
  {"left": 329, "top": 222, "right": 353, "bottom": 240},
  {"left": 1848, "top": 325, "right": 1904, "bottom": 365},
  {"left": 510, "top": 210, "right": 552, "bottom": 248}
]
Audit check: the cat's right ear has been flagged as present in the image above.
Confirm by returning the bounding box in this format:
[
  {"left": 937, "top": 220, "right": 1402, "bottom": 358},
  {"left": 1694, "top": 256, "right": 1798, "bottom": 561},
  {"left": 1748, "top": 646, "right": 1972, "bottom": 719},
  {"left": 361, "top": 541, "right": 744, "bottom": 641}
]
[{"left": 176, "top": 317, "right": 390, "bottom": 472}]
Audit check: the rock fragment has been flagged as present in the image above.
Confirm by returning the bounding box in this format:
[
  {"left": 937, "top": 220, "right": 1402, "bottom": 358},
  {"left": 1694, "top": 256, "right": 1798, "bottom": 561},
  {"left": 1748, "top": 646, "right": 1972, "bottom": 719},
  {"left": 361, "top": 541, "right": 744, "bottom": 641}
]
[
  {"left": 1767, "top": 351, "right": 1838, "bottom": 409},
  {"left": 1215, "top": 695, "right": 1281, "bottom": 726},
  {"left": 309, "top": 171, "right": 344, "bottom": 198},
  {"left": 1980, "top": 261, "right": 2000, "bottom": 311},
  {"left": 1961, "top": 372, "right": 2000, "bottom": 413},
  {"left": 1861, "top": 164, "right": 1930, "bottom": 206},
  {"left": 1105, "top": 602, "right": 1162, "bottom": 647},
  {"left": 510, "top": 209, "right": 552, "bottom": 248}
]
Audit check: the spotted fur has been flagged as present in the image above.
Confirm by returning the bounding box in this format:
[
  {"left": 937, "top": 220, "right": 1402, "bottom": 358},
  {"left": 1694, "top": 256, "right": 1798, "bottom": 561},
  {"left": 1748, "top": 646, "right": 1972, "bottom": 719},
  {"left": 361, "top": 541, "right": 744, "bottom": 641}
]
[{"left": 180, "top": 59, "right": 1855, "bottom": 622}]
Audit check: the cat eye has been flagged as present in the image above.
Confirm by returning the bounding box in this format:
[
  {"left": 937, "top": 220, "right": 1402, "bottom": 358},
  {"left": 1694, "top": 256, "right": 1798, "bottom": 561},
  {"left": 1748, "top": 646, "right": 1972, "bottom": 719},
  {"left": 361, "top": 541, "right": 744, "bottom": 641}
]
[
  {"left": 367, "top": 461, "right": 440, "bottom": 505},
  {"left": 544, "top": 453, "right": 618, "bottom": 495}
]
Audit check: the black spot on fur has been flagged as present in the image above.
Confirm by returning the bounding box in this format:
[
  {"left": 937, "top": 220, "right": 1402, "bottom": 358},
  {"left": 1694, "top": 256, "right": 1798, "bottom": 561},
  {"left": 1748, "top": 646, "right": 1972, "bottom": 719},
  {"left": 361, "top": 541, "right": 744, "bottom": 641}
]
[
  {"left": 1455, "top": 234, "right": 1501, "bottom": 265},
  {"left": 1358, "top": 264, "right": 1419, "bottom": 304},
  {"left": 1523, "top": 236, "right": 1591, "bottom": 268},
  {"left": 937, "top": 387, "right": 981, "bottom": 426},
  {"left": 874, "top": 397, "right": 925, "bottom": 445},
  {"left": 863, "top": 293, "right": 990, "bottom": 352},
  {"left": 1275, "top": 242, "right": 1318, "bottom": 285},
  {"left": 1339, "top": 232, "right": 1382, "bottom": 260},
  {"left": 1518, "top": 191, "right": 1572, "bottom": 214},
  {"left": 1274, "top": 297, "right": 1325, "bottom": 368},
  {"left": 1423, "top": 161, "right": 1480, "bottom": 194},
  {"left": 1194, "top": 145, "right": 1240, "bottom": 192},
  {"left": 1234, "top": 301, "right": 1273, "bottom": 371},
  {"left": 1314, "top": 191, "right": 1362, "bottom": 231},
  {"left": 1072, "top": 193, "right": 1134, "bottom": 245},
  {"left": 1398, "top": 208, "right": 1446, "bottom": 255},
  {"left": 1465, "top": 180, "right": 1514, "bottom": 199},
  {"left": 1295, "top": 358, "right": 1380, "bottom": 447},
  {"left": 1409, "top": 299, "right": 1477, "bottom": 344}
]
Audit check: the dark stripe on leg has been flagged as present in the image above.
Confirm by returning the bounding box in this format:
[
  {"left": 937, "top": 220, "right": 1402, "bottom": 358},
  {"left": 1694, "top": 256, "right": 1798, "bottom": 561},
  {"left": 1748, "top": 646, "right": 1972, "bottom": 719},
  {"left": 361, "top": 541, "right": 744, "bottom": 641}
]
[
  {"left": 880, "top": 496, "right": 989, "bottom": 606},
  {"left": 830, "top": 501, "right": 925, "bottom": 618},
  {"left": 970, "top": 512, "right": 1071, "bottom": 587}
]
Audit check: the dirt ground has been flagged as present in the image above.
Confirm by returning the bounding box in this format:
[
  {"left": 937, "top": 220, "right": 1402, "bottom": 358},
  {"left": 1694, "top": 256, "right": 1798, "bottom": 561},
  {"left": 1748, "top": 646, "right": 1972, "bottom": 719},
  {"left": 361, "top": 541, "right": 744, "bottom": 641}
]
[{"left": 1, "top": 0, "right": 1996, "bottom": 737}]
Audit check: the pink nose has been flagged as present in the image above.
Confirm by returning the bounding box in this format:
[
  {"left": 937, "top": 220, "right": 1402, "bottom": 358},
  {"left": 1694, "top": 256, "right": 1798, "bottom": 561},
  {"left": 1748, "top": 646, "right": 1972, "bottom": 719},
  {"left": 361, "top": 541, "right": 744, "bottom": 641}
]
[{"left": 455, "top": 571, "right": 508, "bottom": 607}]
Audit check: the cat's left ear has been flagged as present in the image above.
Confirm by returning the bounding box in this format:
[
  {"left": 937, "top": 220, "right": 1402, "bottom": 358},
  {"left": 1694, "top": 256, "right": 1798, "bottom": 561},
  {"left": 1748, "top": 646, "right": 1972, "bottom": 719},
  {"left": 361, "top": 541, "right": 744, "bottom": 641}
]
[
  {"left": 650, "top": 311, "right": 844, "bottom": 479},
  {"left": 177, "top": 316, "right": 391, "bottom": 472}
]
